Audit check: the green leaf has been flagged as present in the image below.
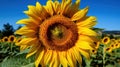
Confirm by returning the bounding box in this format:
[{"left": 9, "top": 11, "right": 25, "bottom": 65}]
[{"left": 21, "top": 63, "right": 34, "bottom": 67}]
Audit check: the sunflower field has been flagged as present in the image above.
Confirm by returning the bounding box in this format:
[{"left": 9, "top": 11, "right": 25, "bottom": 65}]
[
  {"left": 0, "top": 31, "right": 120, "bottom": 67},
  {"left": 0, "top": 0, "right": 120, "bottom": 67}
]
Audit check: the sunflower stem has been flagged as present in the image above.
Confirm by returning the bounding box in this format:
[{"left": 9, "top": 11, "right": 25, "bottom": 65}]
[
  {"left": 10, "top": 42, "right": 13, "bottom": 52},
  {"left": 103, "top": 44, "right": 106, "bottom": 67}
]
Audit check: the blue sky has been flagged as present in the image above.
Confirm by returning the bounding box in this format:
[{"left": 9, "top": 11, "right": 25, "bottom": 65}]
[{"left": 0, "top": 0, "right": 120, "bottom": 30}]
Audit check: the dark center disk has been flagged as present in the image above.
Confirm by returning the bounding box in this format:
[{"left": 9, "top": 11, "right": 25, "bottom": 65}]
[
  {"left": 5, "top": 38, "right": 8, "bottom": 41},
  {"left": 104, "top": 39, "right": 108, "bottom": 43},
  {"left": 39, "top": 15, "right": 78, "bottom": 51},
  {"left": 10, "top": 37, "right": 14, "bottom": 42},
  {"left": 106, "top": 48, "right": 110, "bottom": 51}
]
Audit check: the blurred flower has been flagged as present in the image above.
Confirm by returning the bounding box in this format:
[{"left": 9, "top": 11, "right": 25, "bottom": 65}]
[
  {"left": 110, "top": 43, "right": 115, "bottom": 50},
  {"left": 15, "top": 37, "right": 22, "bottom": 46},
  {"left": 114, "top": 41, "right": 120, "bottom": 49},
  {"left": 105, "top": 47, "right": 112, "bottom": 53},
  {"left": 2, "top": 36, "right": 8, "bottom": 42},
  {"left": 8, "top": 35, "right": 16, "bottom": 43},
  {"left": 102, "top": 36, "right": 110, "bottom": 45},
  {"left": 15, "top": 0, "right": 97, "bottom": 67},
  {"left": 91, "top": 49, "right": 97, "bottom": 55},
  {"left": 94, "top": 41, "right": 100, "bottom": 49}
]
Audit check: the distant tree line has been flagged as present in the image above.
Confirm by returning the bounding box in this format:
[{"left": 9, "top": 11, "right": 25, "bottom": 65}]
[{"left": 0, "top": 23, "right": 21, "bottom": 39}]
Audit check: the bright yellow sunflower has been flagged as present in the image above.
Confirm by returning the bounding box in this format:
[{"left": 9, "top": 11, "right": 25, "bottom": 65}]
[
  {"left": 105, "top": 47, "right": 112, "bottom": 53},
  {"left": 2, "top": 36, "right": 8, "bottom": 42},
  {"left": 101, "top": 36, "right": 110, "bottom": 45},
  {"left": 8, "top": 35, "right": 16, "bottom": 43},
  {"left": 15, "top": 0, "right": 97, "bottom": 67}
]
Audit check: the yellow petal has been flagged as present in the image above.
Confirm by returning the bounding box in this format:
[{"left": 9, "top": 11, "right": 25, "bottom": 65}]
[
  {"left": 16, "top": 37, "right": 37, "bottom": 46},
  {"left": 75, "top": 0, "right": 80, "bottom": 7},
  {"left": 35, "top": 48, "right": 44, "bottom": 67},
  {"left": 24, "top": 10, "right": 41, "bottom": 22},
  {"left": 20, "top": 45, "right": 28, "bottom": 50},
  {"left": 69, "top": 49, "right": 78, "bottom": 67},
  {"left": 26, "top": 43, "right": 40, "bottom": 58},
  {"left": 76, "top": 40, "right": 93, "bottom": 50},
  {"left": 60, "top": 0, "right": 72, "bottom": 15},
  {"left": 45, "top": 1, "right": 54, "bottom": 16},
  {"left": 49, "top": 56, "right": 54, "bottom": 67},
  {"left": 73, "top": 48, "right": 82, "bottom": 64},
  {"left": 78, "top": 48, "right": 90, "bottom": 59},
  {"left": 53, "top": 1, "right": 60, "bottom": 14},
  {"left": 79, "top": 35, "right": 94, "bottom": 42},
  {"left": 53, "top": 51, "right": 59, "bottom": 67},
  {"left": 28, "top": 5, "right": 38, "bottom": 15},
  {"left": 15, "top": 26, "right": 36, "bottom": 37},
  {"left": 36, "top": 2, "right": 42, "bottom": 11},
  {"left": 71, "top": 7, "right": 89, "bottom": 21},
  {"left": 44, "top": 50, "right": 53, "bottom": 65},
  {"left": 59, "top": 52, "right": 68, "bottom": 67},
  {"left": 16, "top": 19, "right": 39, "bottom": 26},
  {"left": 49, "top": 51, "right": 59, "bottom": 67},
  {"left": 78, "top": 27, "right": 97, "bottom": 36},
  {"left": 36, "top": 2, "right": 48, "bottom": 20},
  {"left": 66, "top": 0, "right": 80, "bottom": 17},
  {"left": 66, "top": 51, "right": 75, "bottom": 67},
  {"left": 77, "top": 16, "right": 97, "bottom": 28}
]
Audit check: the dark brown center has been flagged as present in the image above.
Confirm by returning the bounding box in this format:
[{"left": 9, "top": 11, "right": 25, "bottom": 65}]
[
  {"left": 10, "top": 37, "right": 14, "bottom": 42},
  {"left": 4, "top": 38, "right": 8, "bottom": 41},
  {"left": 104, "top": 38, "right": 108, "bottom": 42},
  {"left": 39, "top": 15, "right": 78, "bottom": 51}
]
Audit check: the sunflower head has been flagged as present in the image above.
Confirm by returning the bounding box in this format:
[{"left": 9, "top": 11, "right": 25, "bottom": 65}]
[
  {"left": 114, "top": 43, "right": 120, "bottom": 49},
  {"left": 105, "top": 47, "right": 112, "bottom": 53},
  {"left": 15, "top": 0, "right": 97, "bottom": 67},
  {"left": 39, "top": 15, "right": 78, "bottom": 51},
  {"left": 110, "top": 42, "right": 116, "bottom": 50},
  {"left": 101, "top": 36, "right": 110, "bottom": 45},
  {"left": 15, "top": 37, "right": 22, "bottom": 45},
  {"left": 8, "top": 35, "right": 16, "bottom": 43},
  {"left": 90, "top": 49, "right": 97, "bottom": 55},
  {"left": 2, "top": 36, "right": 8, "bottom": 42},
  {"left": 94, "top": 41, "right": 100, "bottom": 49}
]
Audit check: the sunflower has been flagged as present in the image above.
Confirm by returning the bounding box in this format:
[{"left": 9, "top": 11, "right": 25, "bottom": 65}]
[
  {"left": 114, "top": 41, "right": 120, "bottom": 49},
  {"left": 117, "top": 39, "right": 120, "bottom": 43},
  {"left": 105, "top": 47, "right": 112, "bottom": 53},
  {"left": 110, "top": 43, "right": 115, "bottom": 50},
  {"left": 115, "top": 43, "right": 119, "bottom": 49},
  {"left": 2, "top": 36, "right": 8, "bottom": 42},
  {"left": 15, "top": 0, "right": 97, "bottom": 67},
  {"left": 94, "top": 41, "right": 100, "bottom": 49},
  {"left": 15, "top": 37, "right": 27, "bottom": 50},
  {"left": 111, "top": 39, "right": 116, "bottom": 43},
  {"left": 8, "top": 35, "right": 16, "bottom": 43},
  {"left": 15, "top": 37, "right": 22, "bottom": 45},
  {"left": 90, "top": 49, "right": 97, "bottom": 55},
  {"left": 101, "top": 36, "right": 110, "bottom": 45}
]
